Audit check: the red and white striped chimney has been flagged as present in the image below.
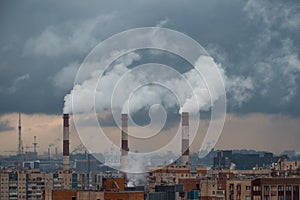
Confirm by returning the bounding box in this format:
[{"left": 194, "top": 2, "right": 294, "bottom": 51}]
[
  {"left": 121, "top": 114, "right": 129, "bottom": 171},
  {"left": 181, "top": 112, "right": 189, "bottom": 165},
  {"left": 63, "top": 114, "right": 70, "bottom": 170}
]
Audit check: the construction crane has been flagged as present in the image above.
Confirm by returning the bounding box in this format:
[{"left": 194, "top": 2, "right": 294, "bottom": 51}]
[{"left": 22, "top": 136, "right": 40, "bottom": 153}]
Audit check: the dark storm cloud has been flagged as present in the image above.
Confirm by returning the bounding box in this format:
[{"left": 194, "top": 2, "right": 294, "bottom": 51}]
[{"left": 0, "top": 0, "right": 299, "bottom": 117}]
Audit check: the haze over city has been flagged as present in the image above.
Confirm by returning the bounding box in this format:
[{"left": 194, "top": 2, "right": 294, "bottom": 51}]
[
  {"left": 1, "top": 1, "right": 300, "bottom": 200},
  {"left": 1, "top": 0, "right": 300, "bottom": 155}
]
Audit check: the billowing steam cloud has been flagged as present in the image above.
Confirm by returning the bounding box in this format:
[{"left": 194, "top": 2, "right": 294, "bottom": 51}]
[{"left": 63, "top": 51, "right": 252, "bottom": 115}]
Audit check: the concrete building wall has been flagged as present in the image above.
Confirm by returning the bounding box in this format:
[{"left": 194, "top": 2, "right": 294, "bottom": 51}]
[
  {"left": 44, "top": 190, "right": 143, "bottom": 200},
  {"left": 279, "top": 160, "right": 300, "bottom": 171},
  {"left": 0, "top": 172, "right": 9, "bottom": 200},
  {"left": 1, "top": 169, "right": 77, "bottom": 200},
  {"left": 0, "top": 170, "right": 28, "bottom": 200},
  {"left": 102, "top": 177, "right": 125, "bottom": 191},
  {"left": 178, "top": 178, "right": 200, "bottom": 191},
  {"left": 226, "top": 179, "right": 252, "bottom": 200},
  {"left": 104, "top": 191, "right": 144, "bottom": 200},
  {"left": 43, "top": 190, "right": 105, "bottom": 200},
  {"left": 252, "top": 178, "right": 300, "bottom": 200},
  {"left": 17, "top": 171, "right": 27, "bottom": 200},
  {"left": 200, "top": 179, "right": 218, "bottom": 199},
  {"left": 49, "top": 190, "right": 77, "bottom": 200},
  {"left": 77, "top": 190, "right": 104, "bottom": 200}
]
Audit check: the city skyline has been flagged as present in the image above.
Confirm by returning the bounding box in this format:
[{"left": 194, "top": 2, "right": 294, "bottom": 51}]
[
  {"left": 0, "top": 112, "right": 299, "bottom": 156},
  {"left": 1, "top": 2, "right": 300, "bottom": 200},
  {"left": 1, "top": 1, "right": 300, "bottom": 156}
]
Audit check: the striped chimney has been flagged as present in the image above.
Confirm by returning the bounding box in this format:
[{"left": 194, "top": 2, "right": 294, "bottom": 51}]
[
  {"left": 181, "top": 112, "right": 189, "bottom": 165},
  {"left": 121, "top": 114, "right": 129, "bottom": 171},
  {"left": 63, "top": 114, "right": 70, "bottom": 170}
]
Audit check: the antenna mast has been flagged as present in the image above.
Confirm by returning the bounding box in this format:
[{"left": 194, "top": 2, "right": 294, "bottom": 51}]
[{"left": 18, "top": 112, "right": 22, "bottom": 156}]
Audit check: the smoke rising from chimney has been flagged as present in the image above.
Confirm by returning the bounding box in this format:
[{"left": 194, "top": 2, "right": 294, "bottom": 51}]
[
  {"left": 63, "top": 53, "right": 232, "bottom": 116},
  {"left": 62, "top": 28, "right": 252, "bottom": 173}
]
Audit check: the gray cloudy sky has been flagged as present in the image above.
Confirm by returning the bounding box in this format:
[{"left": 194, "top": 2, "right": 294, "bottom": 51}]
[
  {"left": 1, "top": 0, "right": 299, "bottom": 116},
  {"left": 0, "top": 0, "right": 300, "bottom": 154}
]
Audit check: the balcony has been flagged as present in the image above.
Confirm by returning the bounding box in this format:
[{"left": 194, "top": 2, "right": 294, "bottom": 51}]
[
  {"left": 8, "top": 183, "right": 18, "bottom": 187},
  {"left": 216, "top": 190, "right": 225, "bottom": 196}
]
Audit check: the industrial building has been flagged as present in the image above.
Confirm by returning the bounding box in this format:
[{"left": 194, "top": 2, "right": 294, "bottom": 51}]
[{"left": 1, "top": 112, "right": 300, "bottom": 200}]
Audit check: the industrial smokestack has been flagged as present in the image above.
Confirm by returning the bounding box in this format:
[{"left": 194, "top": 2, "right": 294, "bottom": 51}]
[
  {"left": 48, "top": 148, "right": 51, "bottom": 161},
  {"left": 121, "top": 114, "right": 129, "bottom": 171},
  {"left": 181, "top": 112, "right": 189, "bottom": 165},
  {"left": 63, "top": 114, "right": 70, "bottom": 170},
  {"left": 33, "top": 136, "right": 38, "bottom": 154},
  {"left": 55, "top": 147, "right": 58, "bottom": 159}
]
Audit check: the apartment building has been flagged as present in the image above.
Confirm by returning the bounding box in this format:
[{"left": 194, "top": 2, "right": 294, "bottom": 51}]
[
  {"left": 226, "top": 179, "right": 252, "bottom": 200},
  {"left": 252, "top": 177, "right": 300, "bottom": 200},
  {"left": 0, "top": 169, "right": 76, "bottom": 200}
]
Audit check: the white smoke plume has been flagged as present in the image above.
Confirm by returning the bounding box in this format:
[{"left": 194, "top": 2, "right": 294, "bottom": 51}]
[
  {"left": 126, "top": 153, "right": 148, "bottom": 186},
  {"left": 63, "top": 52, "right": 252, "bottom": 115}
]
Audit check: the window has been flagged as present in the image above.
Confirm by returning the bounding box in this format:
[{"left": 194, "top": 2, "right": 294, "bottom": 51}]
[
  {"left": 278, "top": 196, "right": 284, "bottom": 200},
  {"left": 246, "top": 196, "right": 251, "bottom": 200},
  {"left": 246, "top": 186, "right": 251, "bottom": 191},
  {"left": 286, "top": 185, "right": 292, "bottom": 191},
  {"left": 72, "top": 197, "right": 76, "bottom": 200},
  {"left": 253, "top": 186, "right": 260, "bottom": 191},
  {"left": 264, "top": 186, "right": 269, "bottom": 191}
]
